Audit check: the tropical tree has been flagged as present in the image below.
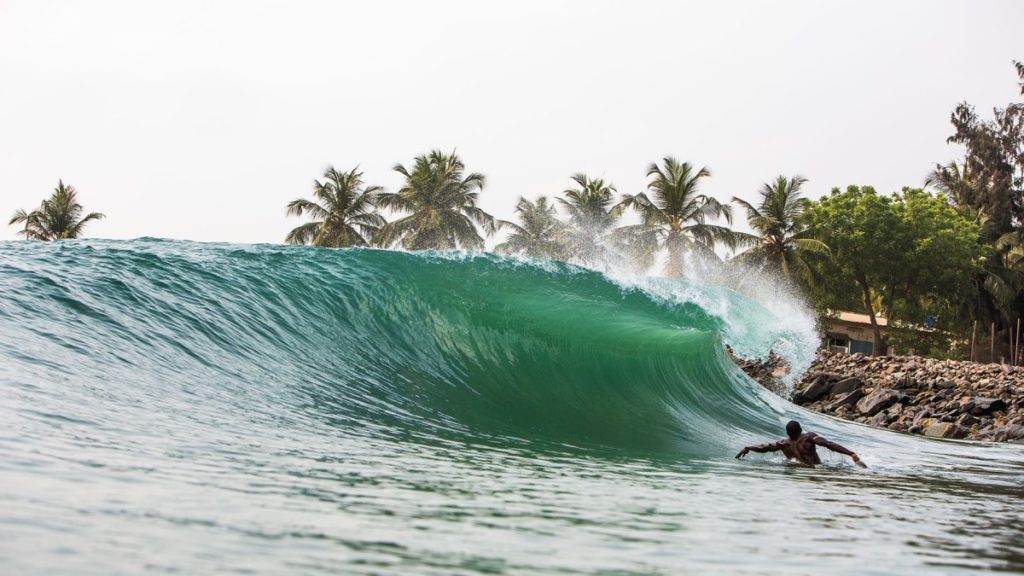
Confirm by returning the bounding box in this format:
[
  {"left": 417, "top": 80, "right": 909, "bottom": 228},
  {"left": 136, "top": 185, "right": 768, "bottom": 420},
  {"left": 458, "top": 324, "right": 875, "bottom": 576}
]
[
  {"left": 925, "top": 62, "right": 1024, "bottom": 339},
  {"left": 494, "top": 196, "right": 569, "bottom": 259},
  {"left": 616, "top": 157, "right": 743, "bottom": 278},
  {"left": 284, "top": 166, "right": 385, "bottom": 247},
  {"left": 803, "top": 186, "right": 982, "bottom": 355},
  {"left": 556, "top": 173, "right": 622, "bottom": 264},
  {"left": 925, "top": 160, "right": 982, "bottom": 212},
  {"left": 376, "top": 150, "right": 497, "bottom": 250},
  {"left": 731, "top": 175, "right": 830, "bottom": 285},
  {"left": 9, "top": 180, "right": 104, "bottom": 240},
  {"left": 925, "top": 164, "right": 1021, "bottom": 327}
]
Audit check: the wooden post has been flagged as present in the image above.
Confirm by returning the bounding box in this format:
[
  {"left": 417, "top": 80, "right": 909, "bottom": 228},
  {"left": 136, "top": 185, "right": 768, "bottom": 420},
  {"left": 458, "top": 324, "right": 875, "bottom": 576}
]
[
  {"left": 1008, "top": 323, "right": 1013, "bottom": 365},
  {"left": 1011, "top": 317, "right": 1019, "bottom": 362},
  {"left": 991, "top": 322, "right": 996, "bottom": 364},
  {"left": 971, "top": 320, "right": 977, "bottom": 363}
]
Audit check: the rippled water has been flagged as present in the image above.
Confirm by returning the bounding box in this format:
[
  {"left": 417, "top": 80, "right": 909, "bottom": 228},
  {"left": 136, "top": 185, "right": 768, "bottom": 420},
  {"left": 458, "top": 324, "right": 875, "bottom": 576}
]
[{"left": 1, "top": 240, "right": 1022, "bottom": 575}]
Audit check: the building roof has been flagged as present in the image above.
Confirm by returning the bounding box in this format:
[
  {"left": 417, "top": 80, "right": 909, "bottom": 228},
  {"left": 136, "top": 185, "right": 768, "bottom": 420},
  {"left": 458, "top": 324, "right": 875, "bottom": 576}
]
[{"left": 834, "top": 311, "right": 888, "bottom": 327}]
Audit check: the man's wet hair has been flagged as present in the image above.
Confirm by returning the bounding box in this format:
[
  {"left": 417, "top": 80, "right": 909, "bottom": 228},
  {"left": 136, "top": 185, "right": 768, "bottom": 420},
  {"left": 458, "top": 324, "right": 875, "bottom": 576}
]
[{"left": 786, "top": 420, "right": 802, "bottom": 439}]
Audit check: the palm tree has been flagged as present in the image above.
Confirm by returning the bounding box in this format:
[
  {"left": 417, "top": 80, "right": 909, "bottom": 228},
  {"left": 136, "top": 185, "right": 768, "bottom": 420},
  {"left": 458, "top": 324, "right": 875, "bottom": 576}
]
[
  {"left": 925, "top": 160, "right": 979, "bottom": 210},
  {"left": 376, "top": 150, "right": 497, "bottom": 250},
  {"left": 557, "top": 173, "right": 622, "bottom": 264},
  {"left": 731, "top": 175, "right": 830, "bottom": 285},
  {"left": 494, "top": 196, "right": 569, "bottom": 259},
  {"left": 285, "top": 166, "right": 385, "bottom": 247},
  {"left": 617, "top": 157, "right": 742, "bottom": 278},
  {"left": 9, "top": 180, "right": 104, "bottom": 240}
]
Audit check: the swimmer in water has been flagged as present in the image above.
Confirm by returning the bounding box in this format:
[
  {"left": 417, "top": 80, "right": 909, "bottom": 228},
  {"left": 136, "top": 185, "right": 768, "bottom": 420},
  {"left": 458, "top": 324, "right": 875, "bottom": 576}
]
[{"left": 735, "top": 420, "right": 865, "bottom": 467}]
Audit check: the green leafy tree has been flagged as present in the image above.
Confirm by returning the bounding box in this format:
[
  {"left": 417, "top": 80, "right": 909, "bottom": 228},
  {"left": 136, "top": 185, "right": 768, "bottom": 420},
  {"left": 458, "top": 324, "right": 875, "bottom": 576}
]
[
  {"left": 494, "top": 196, "right": 569, "bottom": 259},
  {"left": 731, "top": 175, "right": 830, "bottom": 285},
  {"left": 9, "top": 180, "right": 104, "bottom": 240},
  {"left": 617, "top": 157, "right": 742, "bottom": 278},
  {"left": 376, "top": 150, "right": 497, "bottom": 250},
  {"left": 804, "top": 186, "right": 982, "bottom": 355},
  {"left": 285, "top": 166, "right": 385, "bottom": 247}
]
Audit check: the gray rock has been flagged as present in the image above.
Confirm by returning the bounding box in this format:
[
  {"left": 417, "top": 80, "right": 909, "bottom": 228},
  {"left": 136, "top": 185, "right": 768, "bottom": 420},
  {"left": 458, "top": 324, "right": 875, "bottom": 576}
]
[
  {"left": 869, "top": 412, "right": 890, "bottom": 427},
  {"left": 830, "top": 377, "right": 862, "bottom": 397},
  {"left": 893, "top": 376, "right": 916, "bottom": 390},
  {"left": 983, "top": 425, "right": 1024, "bottom": 442},
  {"left": 794, "top": 376, "right": 832, "bottom": 404},
  {"left": 912, "top": 411, "right": 933, "bottom": 426},
  {"left": 856, "top": 389, "right": 905, "bottom": 416},
  {"left": 970, "top": 397, "right": 1008, "bottom": 416},
  {"left": 956, "top": 413, "right": 979, "bottom": 428},
  {"left": 827, "top": 389, "right": 865, "bottom": 412}
]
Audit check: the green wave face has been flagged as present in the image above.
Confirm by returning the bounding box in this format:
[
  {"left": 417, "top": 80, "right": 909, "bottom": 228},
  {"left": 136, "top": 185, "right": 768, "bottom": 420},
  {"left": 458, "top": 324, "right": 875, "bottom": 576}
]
[{"left": 0, "top": 240, "right": 812, "bottom": 454}]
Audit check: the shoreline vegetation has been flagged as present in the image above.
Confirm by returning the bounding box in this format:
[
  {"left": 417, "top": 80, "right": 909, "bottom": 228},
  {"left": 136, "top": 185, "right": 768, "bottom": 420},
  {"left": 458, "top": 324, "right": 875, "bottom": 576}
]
[
  {"left": 739, "top": 351, "right": 1024, "bottom": 443},
  {"left": 7, "top": 63, "right": 1024, "bottom": 365}
]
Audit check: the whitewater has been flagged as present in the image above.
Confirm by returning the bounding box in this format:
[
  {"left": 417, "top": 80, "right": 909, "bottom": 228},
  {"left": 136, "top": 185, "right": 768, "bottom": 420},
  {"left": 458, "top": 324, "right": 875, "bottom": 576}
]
[{"left": 1, "top": 239, "right": 1022, "bottom": 575}]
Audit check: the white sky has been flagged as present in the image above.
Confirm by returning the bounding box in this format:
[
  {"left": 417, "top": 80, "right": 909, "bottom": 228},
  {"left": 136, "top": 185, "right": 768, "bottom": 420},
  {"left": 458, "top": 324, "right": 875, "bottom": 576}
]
[{"left": 1, "top": 0, "right": 1021, "bottom": 244}]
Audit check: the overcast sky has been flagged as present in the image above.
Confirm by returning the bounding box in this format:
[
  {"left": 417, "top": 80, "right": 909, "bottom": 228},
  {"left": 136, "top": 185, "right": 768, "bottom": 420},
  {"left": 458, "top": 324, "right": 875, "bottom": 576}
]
[{"left": 1, "top": 0, "right": 1021, "bottom": 244}]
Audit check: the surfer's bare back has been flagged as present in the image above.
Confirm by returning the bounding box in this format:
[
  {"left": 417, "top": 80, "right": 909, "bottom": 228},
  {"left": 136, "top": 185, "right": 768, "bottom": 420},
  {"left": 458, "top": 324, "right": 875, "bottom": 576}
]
[{"left": 735, "top": 420, "right": 865, "bottom": 467}]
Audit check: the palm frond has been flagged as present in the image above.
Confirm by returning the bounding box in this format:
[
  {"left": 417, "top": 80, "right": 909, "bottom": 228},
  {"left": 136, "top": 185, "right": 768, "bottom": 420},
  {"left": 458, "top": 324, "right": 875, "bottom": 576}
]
[{"left": 285, "top": 166, "right": 386, "bottom": 248}]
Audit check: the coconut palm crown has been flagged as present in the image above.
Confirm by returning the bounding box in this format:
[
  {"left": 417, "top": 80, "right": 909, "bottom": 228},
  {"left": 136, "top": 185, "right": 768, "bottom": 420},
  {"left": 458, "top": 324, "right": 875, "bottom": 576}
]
[
  {"left": 616, "top": 157, "right": 741, "bottom": 278},
  {"left": 9, "top": 180, "right": 105, "bottom": 240},
  {"left": 285, "top": 166, "right": 385, "bottom": 247},
  {"left": 925, "top": 160, "right": 980, "bottom": 211},
  {"left": 376, "top": 150, "right": 497, "bottom": 250},
  {"left": 494, "top": 196, "right": 569, "bottom": 259},
  {"left": 556, "top": 173, "right": 623, "bottom": 263},
  {"left": 731, "top": 175, "right": 830, "bottom": 284}
]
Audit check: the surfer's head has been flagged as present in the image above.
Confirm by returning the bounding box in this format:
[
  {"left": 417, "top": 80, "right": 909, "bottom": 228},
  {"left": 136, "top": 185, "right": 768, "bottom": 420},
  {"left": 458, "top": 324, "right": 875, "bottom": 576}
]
[{"left": 786, "top": 420, "right": 802, "bottom": 440}]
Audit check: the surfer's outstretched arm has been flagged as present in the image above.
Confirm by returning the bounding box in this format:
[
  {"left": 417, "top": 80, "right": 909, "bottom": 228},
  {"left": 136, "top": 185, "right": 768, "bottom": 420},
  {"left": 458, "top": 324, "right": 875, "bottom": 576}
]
[
  {"left": 735, "top": 441, "right": 784, "bottom": 459},
  {"left": 812, "top": 436, "right": 865, "bottom": 467}
]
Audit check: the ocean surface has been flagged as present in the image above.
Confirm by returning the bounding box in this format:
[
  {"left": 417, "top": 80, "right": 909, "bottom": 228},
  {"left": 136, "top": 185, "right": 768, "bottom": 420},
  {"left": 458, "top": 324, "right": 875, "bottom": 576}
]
[{"left": 1, "top": 239, "right": 1022, "bottom": 575}]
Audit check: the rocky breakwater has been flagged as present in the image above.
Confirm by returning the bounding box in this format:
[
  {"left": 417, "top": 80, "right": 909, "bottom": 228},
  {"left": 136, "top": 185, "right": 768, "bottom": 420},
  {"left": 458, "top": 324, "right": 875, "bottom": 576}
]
[{"left": 739, "top": 351, "right": 1024, "bottom": 442}]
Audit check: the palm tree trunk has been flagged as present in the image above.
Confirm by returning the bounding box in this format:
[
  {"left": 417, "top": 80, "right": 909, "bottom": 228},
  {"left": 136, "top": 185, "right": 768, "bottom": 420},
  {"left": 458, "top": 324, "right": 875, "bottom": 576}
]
[{"left": 664, "top": 237, "right": 684, "bottom": 279}]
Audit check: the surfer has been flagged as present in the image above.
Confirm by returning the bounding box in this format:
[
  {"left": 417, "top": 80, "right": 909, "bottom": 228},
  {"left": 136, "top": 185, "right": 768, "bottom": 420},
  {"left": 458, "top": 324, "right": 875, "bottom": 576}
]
[{"left": 735, "top": 420, "right": 865, "bottom": 467}]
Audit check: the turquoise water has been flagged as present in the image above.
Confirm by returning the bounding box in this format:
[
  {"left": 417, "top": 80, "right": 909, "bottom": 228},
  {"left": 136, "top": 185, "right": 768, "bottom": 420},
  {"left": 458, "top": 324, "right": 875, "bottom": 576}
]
[{"left": 1, "top": 239, "right": 1022, "bottom": 575}]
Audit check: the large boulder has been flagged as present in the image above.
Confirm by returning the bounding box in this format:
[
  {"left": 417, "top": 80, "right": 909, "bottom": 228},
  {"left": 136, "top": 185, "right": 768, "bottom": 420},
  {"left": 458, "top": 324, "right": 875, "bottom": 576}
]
[
  {"left": 969, "top": 397, "right": 1008, "bottom": 416},
  {"left": 830, "top": 377, "right": 862, "bottom": 397},
  {"left": 924, "top": 422, "right": 968, "bottom": 439},
  {"left": 793, "top": 376, "right": 832, "bottom": 404},
  {"left": 827, "top": 389, "right": 865, "bottom": 412},
  {"left": 856, "top": 389, "right": 905, "bottom": 416},
  {"left": 956, "top": 413, "right": 980, "bottom": 428},
  {"left": 976, "top": 425, "right": 1024, "bottom": 442},
  {"left": 990, "top": 425, "right": 1024, "bottom": 442}
]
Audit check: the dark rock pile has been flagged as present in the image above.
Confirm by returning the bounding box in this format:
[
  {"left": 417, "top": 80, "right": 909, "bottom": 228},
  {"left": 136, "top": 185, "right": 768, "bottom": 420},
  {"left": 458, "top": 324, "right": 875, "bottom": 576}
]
[
  {"left": 731, "top": 351, "right": 790, "bottom": 397},
  {"left": 738, "top": 350, "right": 1024, "bottom": 443}
]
